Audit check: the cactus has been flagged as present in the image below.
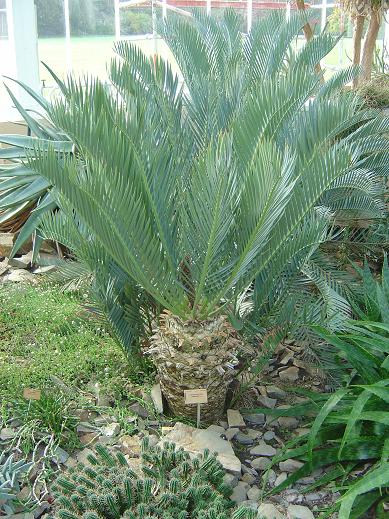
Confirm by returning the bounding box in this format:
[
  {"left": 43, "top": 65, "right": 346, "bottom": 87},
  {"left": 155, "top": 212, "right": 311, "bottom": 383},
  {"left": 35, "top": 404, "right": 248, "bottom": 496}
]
[
  {"left": 50, "top": 438, "right": 242, "bottom": 519},
  {"left": 0, "top": 452, "right": 32, "bottom": 515}
]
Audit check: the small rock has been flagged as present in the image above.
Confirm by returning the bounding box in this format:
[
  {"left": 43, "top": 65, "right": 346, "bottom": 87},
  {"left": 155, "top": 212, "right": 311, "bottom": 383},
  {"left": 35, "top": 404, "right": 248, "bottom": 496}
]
[
  {"left": 257, "top": 503, "right": 285, "bottom": 519},
  {"left": 162, "top": 422, "right": 241, "bottom": 475},
  {"left": 278, "top": 416, "right": 299, "bottom": 429},
  {"left": 150, "top": 383, "right": 163, "bottom": 414},
  {"left": 279, "top": 459, "right": 304, "bottom": 473},
  {"left": 101, "top": 422, "right": 120, "bottom": 437},
  {"left": 241, "top": 472, "right": 256, "bottom": 484},
  {"left": 251, "top": 457, "right": 272, "bottom": 471},
  {"left": 230, "top": 481, "right": 249, "bottom": 503},
  {"left": 258, "top": 396, "right": 277, "bottom": 408},
  {"left": 247, "top": 486, "right": 261, "bottom": 501},
  {"left": 250, "top": 441, "right": 276, "bottom": 457},
  {"left": 79, "top": 432, "right": 99, "bottom": 445},
  {"left": 235, "top": 432, "right": 254, "bottom": 445},
  {"left": 128, "top": 402, "right": 150, "bottom": 419},
  {"left": 0, "top": 259, "right": 9, "bottom": 276},
  {"left": 120, "top": 435, "right": 141, "bottom": 456},
  {"left": 263, "top": 431, "right": 275, "bottom": 441},
  {"left": 279, "top": 367, "right": 299, "bottom": 382},
  {"left": 5, "top": 269, "right": 36, "bottom": 283},
  {"left": 305, "top": 492, "right": 324, "bottom": 502},
  {"left": 267, "top": 468, "right": 277, "bottom": 485},
  {"left": 243, "top": 413, "right": 265, "bottom": 425},
  {"left": 267, "top": 385, "right": 286, "bottom": 399},
  {"left": 9, "top": 252, "right": 32, "bottom": 269},
  {"left": 287, "top": 504, "right": 314, "bottom": 519},
  {"left": 274, "top": 472, "right": 288, "bottom": 486},
  {"left": 77, "top": 422, "right": 97, "bottom": 433},
  {"left": 225, "top": 428, "right": 238, "bottom": 441},
  {"left": 246, "top": 428, "right": 261, "bottom": 440},
  {"left": 0, "top": 427, "right": 15, "bottom": 440},
  {"left": 227, "top": 409, "right": 245, "bottom": 428},
  {"left": 223, "top": 472, "right": 239, "bottom": 488},
  {"left": 52, "top": 446, "right": 70, "bottom": 464},
  {"left": 284, "top": 490, "right": 304, "bottom": 504}
]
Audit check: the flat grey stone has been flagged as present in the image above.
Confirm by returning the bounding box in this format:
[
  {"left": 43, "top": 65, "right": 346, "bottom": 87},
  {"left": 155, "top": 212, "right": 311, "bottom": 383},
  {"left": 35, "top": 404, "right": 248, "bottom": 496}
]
[
  {"left": 279, "top": 367, "right": 299, "bottom": 382},
  {"left": 230, "top": 481, "right": 249, "bottom": 503},
  {"left": 267, "top": 385, "right": 286, "bottom": 399},
  {"left": 257, "top": 503, "right": 285, "bottom": 519},
  {"left": 263, "top": 431, "right": 275, "bottom": 441},
  {"left": 287, "top": 505, "right": 314, "bottom": 519},
  {"left": 101, "top": 422, "right": 120, "bottom": 437},
  {"left": 150, "top": 383, "right": 163, "bottom": 413},
  {"left": 52, "top": 446, "right": 70, "bottom": 464},
  {"left": 243, "top": 413, "right": 265, "bottom": 425},
  {"left": 278, "top": 417, "right": 299, "bottom": 429},
  {"left": 251, "top": 457, "right": 272, "bottom": 471},
  {"left": 227, "top": 409, "right": 246, "bottom": 428},
  {"left": 279, "top": 459, "right": 304, "bottom": 473},
  {"left": 247, "top": 486, "right": 261, "bottom": 501},
  {"left": 162, "top": 422, "right": 241, "bottom": 475},
  {"left": 250, "top": 441, "right": 276, "bottom": 457},
  {"left": 235, "top": 432, "right": 254, "bottom": 445},
  {"left": 274, "top": 472, "right": 288, "bottom": 486},
  {"left": 0, "top": 427, "right": 15, "bottom": 440},
  {"left": 223, "top": 472, "right": 239, "bottom": 488},
  {"left": 241, "top": 472, "right": 256, "bottom": 484},
  {"left": 258, "top": 396, "right": 277, "bottom": 408}
]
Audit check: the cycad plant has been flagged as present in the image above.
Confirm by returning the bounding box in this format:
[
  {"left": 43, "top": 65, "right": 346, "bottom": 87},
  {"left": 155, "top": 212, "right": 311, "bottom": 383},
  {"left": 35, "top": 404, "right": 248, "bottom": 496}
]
[{"left": 27, "top": 11, "right": 388, "bottom": 419}]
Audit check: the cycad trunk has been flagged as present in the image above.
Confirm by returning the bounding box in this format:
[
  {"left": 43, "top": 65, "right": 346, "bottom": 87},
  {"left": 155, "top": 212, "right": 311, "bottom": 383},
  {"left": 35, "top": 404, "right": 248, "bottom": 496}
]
[
  {"left": 147, "top": 311, "right": 241, "bottom": 422},
  {"left": 360, "top": 11, "right": 381, "bottom": 82},
  {"left": 352, "top": 15, "right": 365, "bottom": 88}
]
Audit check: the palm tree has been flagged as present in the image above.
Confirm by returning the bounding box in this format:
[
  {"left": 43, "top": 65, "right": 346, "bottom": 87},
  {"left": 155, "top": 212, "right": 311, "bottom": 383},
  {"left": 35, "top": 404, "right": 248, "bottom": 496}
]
[{"left": 28, "top": 11, "right": 388, "bottom": 420}]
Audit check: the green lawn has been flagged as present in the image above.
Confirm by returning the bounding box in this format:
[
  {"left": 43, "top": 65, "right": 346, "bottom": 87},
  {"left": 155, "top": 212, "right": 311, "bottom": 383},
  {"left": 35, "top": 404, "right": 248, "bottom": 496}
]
[
  {"left": 38, "top": 35, "right": 177, "bottom": 86},
  {"left": 0, "top": 284, "right": 151, "bottom": 402}
]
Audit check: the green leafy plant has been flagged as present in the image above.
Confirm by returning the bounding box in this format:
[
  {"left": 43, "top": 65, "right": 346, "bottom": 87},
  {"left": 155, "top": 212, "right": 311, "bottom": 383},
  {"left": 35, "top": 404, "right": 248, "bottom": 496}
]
[
  {"left": 0, "top": 452, "right": 32, "bottom": 515},
  {"left": 50, "top": 438, "right": 237, "bottom": 519},
  {"left": 350, "top": 253, "right": 389, "bottom": 322},
  {"left": 249, "top": 319, "right": 389, "bottom": 518},
  {"left": 9, "top": 392, "right": 80, "bottom": 454},
  {"left": 17, "top": 11, "right": 389, "bottom": 420},
  {"left": 0, "top": 70, "right": 72, "bottom": 256}
]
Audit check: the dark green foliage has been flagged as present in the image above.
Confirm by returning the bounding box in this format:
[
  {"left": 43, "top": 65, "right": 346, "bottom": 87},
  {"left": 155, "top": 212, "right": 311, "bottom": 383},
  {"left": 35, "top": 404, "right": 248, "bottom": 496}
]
[
  {"left": 51, "top": 439, "right": 237, "bottom": 519},
  {"left": 247, "top": 320, "right": 389, "bottom": 518},
  {"left": 351, "top": 254, "right": 389, "bottom": 323}
]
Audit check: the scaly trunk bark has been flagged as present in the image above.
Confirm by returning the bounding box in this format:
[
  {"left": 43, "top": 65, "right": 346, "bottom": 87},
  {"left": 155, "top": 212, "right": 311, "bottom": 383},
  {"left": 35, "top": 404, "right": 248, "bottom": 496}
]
[
  {"left": 360, "top": 11, "right": 381, "bottom": 83},
  {"left": 352, "top": 15, "right": 365, "bottom": 88},
  {"left": 147, "top": 311, "right": 241, "bottom": 422},
  {"left": 295, "top": 0, "right": 324, "bottom": 80}
]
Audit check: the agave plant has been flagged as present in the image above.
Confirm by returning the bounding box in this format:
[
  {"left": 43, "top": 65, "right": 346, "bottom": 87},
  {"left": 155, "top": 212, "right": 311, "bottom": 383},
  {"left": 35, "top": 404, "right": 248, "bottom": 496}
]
[
  {"left": 25, "top": 10, "right": 388, "bottom": 419},
  {"left": 0, "top": 71, "right": 72, "bottom": 257}
]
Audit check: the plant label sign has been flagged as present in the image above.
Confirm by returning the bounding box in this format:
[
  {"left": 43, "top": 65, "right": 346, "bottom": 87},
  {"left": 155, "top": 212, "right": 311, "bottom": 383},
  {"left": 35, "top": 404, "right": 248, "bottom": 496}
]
[
  {"left": 23, "top": 388, "right": 41, "bottom": 400},
  {"left": 184, "top": 389, "right": 208, "bottom": 405}
]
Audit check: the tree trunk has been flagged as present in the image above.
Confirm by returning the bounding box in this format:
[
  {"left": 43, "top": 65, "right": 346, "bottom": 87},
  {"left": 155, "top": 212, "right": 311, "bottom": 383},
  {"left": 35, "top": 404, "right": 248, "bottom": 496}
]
[
  {"left": 352, "top": 15, "right": 365, "bottom": 88},
  {"left": 295, "top": 0, "right": 324, "bottom": 80},
  {"left": 360, "top": 11, "right": 381, "bottom": 82},
  {"left": 147, "top": 311, "right": 241, "bottom": 422}
]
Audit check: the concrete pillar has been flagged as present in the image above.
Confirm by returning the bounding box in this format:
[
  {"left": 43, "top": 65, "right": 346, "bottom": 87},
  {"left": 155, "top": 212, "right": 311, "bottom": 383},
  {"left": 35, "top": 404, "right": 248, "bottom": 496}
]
[{"left": 1, "top": 0, "right": 40, "bottom": 121}]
